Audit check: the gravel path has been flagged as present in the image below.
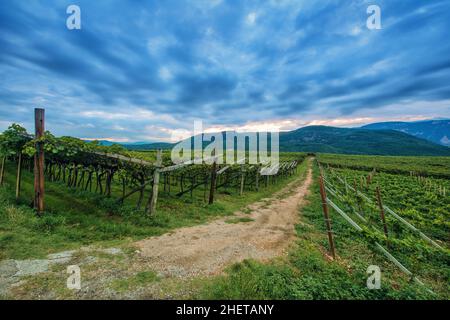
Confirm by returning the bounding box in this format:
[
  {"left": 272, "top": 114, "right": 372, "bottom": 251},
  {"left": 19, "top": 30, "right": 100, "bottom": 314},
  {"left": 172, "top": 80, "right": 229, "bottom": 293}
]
[{"left": 136, "top": 164, "right": 313, "bottom": 278}]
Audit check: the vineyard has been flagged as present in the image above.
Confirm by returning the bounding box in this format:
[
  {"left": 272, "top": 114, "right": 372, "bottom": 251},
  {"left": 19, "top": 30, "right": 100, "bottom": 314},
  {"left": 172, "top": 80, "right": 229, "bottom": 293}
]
[
  {"left": 0, "top": 112, "right": 302, "bottom": 216},
  {"left": 318, "top": 153, "right": 450, "bottom": 178},
  {"left": 0, "top": 111, "right": 305, "bottom": 263},
  {"left": 315, "top": 155, "right": 449, "bottom": 297},
  {"left": 196, "top": 156, "right": 449, "bottom": 300},
  {"left": 0, "top": 112, "right": 449, "bottom": 300}
]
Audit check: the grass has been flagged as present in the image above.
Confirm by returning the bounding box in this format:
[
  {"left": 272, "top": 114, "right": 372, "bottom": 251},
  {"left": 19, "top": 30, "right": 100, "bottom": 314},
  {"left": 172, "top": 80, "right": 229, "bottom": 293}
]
[
  {"left": 0, "top": 158, "right": 307, "bottom": 260},
  {"left": 110, "top": 271, "right": 159, "bottom": 293},
  {"left": 194, "top": 163, "right": 443, "bottom": 300}
]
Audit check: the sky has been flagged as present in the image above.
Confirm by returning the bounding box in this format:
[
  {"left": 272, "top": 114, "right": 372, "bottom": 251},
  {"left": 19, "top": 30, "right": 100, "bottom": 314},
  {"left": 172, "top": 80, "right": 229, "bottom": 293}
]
[{"left": 0, "top": 0, "right": 450, "bottom": 142}]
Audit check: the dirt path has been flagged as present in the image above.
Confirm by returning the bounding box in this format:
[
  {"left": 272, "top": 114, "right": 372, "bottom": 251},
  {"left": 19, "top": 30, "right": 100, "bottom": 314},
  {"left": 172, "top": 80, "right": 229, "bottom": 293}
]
[
  {"left": 135, "top": 162, "right": 313, "bottom": 278},
  {"left": 2, "top": 161, "right": 313, "bottom": 299}
]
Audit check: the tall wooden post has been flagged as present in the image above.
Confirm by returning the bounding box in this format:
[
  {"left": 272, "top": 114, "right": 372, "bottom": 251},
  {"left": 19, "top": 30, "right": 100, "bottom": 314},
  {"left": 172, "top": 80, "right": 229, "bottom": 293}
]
[
  {"left": 0, "top": 156, "right": 5, "bottom": 185},
  {"left": 147, "top": 149, "right": 162, "bottom": 215},
  {"left": 203, "top": 175, "right": 208, "bottom": 202},
  {"left": 239, "top": 165, "right": 245, "bottom": 196},
  {"left": 319, "top": 175, "right": 336, "bottom": 260},
  {"left": 34, "top": 108, "right": 45, "bottom": 215},
  {"left": 376, "top": 186, "right": 389, "bottom": 246},
  {"left": 15, "top": 152, "right": 23, "bottom": 201},
  {"left": 208, "top": 152, "right": 217, "bottom": 205}
]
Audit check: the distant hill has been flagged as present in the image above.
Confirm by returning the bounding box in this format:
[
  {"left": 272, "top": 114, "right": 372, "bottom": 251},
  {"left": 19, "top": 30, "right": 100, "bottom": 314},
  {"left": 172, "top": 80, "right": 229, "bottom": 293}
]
[
  {"left": 140, "top": 126, "right": 450, "bottom": 156},
  {"left": 82, "top": 139, "right": 173, "bottom": 150},
  {"left": 124, "top": 142, "right": 174, "bottom": 150},
  {"left": 83, "top": 139, "right": 117, "bottom": 147},
  {"left": 279, "top": 126, "right": 450, "bottom": 156},
  {"left": 84, "top": 123, "right": 450, "bottom": 156},
  {"left": 362, "top": 120, "right": 450, "bottom": 146}
]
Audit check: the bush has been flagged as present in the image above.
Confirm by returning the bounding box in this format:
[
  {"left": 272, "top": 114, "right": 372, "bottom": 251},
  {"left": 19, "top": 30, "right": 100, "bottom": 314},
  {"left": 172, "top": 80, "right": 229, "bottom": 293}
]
[{"left": 32, "top": 214, "right": 67, "bottom": 233}]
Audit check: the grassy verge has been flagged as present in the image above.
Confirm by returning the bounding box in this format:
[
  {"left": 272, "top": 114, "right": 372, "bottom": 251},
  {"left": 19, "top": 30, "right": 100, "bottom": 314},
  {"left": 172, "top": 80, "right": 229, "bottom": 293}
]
[
  {"left": 0, "top": 159, "right": 307, "bottom": 260},
  {"left": 194, "top": 163, "right": 443, "bottom": 300}
]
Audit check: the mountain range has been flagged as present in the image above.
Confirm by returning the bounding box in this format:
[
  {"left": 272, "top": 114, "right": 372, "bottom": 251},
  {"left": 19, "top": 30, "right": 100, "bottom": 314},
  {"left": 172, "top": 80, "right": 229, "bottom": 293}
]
[
  {"left": 361, "top": 120, "right": 450, "bottom": 146},
  {"left": 93, "top": 119, "right": 450, "bottom": 156},
  {"left": 278, "top": 126, "right": 450, "bottom": 156}
]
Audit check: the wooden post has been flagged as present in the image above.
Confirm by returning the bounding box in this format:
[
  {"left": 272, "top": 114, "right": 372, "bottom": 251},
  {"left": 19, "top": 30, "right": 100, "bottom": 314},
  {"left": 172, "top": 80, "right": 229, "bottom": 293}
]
[
  {"left": 319, "top": 175, "right": 336, "bottom": 260},
  {"left": 255, "top": 165, "right": 260, "bottom": 191},
  {"left": 203, "top": 175, "right": 207, "bottom": 202},
  {"left": 146, "top": 149, "right": 162, "bottom": 215},
  {"left": 15, "top": 152, "right": 22, "bottom": 201},
  {"left": 0, "top": 156, "right": 5, "bottom": 186},
  {"left": 376, "top": 186, "right": 389, "bottom": 246},
  {"left": 34, "top": 108, "right": 45, "bottom": 215},
  {"left": 168, "top": 174, "right": 171, "bottom": 194},
  {"left": 239, "top": 166, "right": 245, "bottom": 196},
  {"left": 208, "top": 152, "right": 217, "bottom": 205}
]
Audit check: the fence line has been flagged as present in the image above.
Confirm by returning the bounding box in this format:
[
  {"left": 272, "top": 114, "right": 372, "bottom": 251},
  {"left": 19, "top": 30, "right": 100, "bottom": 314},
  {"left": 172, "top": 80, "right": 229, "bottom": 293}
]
[
  {"left": 324, "top": 167, "right": 444, "bottom": 251},
  {"left": 325, "top": 197, "right": 434, "bottom": 295}
]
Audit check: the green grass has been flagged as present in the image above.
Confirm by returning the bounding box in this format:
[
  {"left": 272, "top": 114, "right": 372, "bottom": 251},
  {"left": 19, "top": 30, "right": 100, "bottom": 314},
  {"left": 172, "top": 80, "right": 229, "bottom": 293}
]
[
  {"left": 195, "top": 163, "right": 445, "bottom": 300},
  {"left": 110, "top": 271, "right": 159, "bottom": 293},
  {"left": 0, "top": 158, "right": 307, "bottom": 260}
]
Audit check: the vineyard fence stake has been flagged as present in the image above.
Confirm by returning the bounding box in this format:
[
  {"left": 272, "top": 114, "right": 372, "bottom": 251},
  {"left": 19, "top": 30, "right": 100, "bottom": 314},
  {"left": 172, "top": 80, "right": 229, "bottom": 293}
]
[
  {"left": 319, "top": 175, "right": 336, "bottom": 260},
  {"left": 376, "top": 186, "right": 389, "bottom": 247},
  {"left": 146, "top": 149, "right": 162, "bottom": 215},
  {"left": 34, "top": 108, "right": 45, "bottom": 215},
  {"left": 15, "top": 152, "right": 22, "bottom": 201}
]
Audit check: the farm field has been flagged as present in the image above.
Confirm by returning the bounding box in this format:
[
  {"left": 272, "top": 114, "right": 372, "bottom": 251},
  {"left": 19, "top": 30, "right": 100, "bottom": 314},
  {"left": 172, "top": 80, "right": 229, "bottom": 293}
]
[
  {"left": 0, "top": 123, "right": 448, "bottom": 299},
  {"left": 2, "top": 0, "right": 450, "bottom": 308},
  {"left": 187, "top": 155, "right": 449, "bottom": 300},
  {"left": 0, "top": 126, "right": 305, "bottom": 263},
  {"left": 0, "top": 132, "right": 448, "bottom": 299},
  {"left": 318, "top": 153, "right": 450, "bottom": 178},
  {"left": 316, "top": 156, "right": 449, "bottom": 297}
]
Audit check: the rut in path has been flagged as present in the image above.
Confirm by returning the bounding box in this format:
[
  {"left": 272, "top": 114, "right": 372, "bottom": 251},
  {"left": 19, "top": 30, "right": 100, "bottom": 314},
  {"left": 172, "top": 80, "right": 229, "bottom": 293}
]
[{"left": 136, "top": 162, "right": 313, "bottom": 278}]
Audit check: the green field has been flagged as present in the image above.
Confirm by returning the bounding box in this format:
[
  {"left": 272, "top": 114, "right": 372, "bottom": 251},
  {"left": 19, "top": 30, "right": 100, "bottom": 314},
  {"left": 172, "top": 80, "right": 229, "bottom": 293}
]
[
  {"left": 195, "top": 155, "right": 449, "bottom": 299},
  {"left": 317, "top": 153, "right": 450, "bottom": 178},
  {"left": 0, "top": 148, "right": 449, "bottom": 299}
]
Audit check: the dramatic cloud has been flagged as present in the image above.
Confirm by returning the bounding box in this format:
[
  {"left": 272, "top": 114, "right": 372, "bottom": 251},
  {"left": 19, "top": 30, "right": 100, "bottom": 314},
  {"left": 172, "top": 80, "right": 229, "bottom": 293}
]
[{"left": 0, "top": 0, "right": 449, "bottom": 141}]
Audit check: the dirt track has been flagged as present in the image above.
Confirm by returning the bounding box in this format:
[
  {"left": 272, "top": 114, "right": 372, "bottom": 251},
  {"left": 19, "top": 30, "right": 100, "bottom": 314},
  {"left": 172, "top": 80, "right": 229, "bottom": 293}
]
[{"left": 136, "top": 162, "right": 313, "bottom": 277}]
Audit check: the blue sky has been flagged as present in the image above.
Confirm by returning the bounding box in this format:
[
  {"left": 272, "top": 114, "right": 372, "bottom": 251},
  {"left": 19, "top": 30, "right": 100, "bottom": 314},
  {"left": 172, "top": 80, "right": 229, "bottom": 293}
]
[{"left": 1, "top": 0, "right": 450, "bottom": 142}]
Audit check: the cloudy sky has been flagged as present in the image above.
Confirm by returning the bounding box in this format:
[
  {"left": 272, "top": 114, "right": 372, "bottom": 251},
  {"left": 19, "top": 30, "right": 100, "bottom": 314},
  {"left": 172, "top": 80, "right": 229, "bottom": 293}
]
[{"left": 1, "top": 0, "right": 450, "bottom": 142}]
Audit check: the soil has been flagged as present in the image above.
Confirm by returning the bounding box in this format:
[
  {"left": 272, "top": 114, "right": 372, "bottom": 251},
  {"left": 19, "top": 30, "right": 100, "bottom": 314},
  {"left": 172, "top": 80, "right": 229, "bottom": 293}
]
[{"left": 135, "top": 166, "right": 313, "bottom": 277}]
